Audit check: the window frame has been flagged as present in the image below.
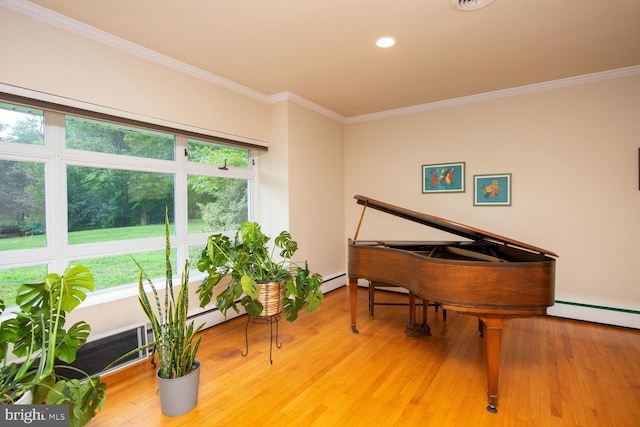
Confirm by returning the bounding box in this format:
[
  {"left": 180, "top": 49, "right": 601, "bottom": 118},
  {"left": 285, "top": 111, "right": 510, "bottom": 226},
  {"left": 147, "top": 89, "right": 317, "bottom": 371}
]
[{"left": 0, "top": 94, "right": 262, "bottom": 300}]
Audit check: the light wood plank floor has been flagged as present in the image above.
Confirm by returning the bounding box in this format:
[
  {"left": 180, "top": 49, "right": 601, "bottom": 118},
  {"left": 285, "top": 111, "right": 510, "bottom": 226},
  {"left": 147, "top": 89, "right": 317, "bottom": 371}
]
[{"left": 91, "top": 287, "right": 640, "bottom": 426}]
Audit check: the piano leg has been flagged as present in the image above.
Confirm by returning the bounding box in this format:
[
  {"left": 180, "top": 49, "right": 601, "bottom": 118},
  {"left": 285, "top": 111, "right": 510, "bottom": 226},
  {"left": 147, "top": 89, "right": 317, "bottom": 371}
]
[
  {"left": 405, "top": 292, "right": 431, "bottom": 336},
  {"left": 446, "top": 307, "right": 546, "bottom": 413},
  {"left": 349, "top": 278, "right": 359, "bottom": 334},
  {"left": 480, "top": 316, "right": 505, "bottom": 413}
]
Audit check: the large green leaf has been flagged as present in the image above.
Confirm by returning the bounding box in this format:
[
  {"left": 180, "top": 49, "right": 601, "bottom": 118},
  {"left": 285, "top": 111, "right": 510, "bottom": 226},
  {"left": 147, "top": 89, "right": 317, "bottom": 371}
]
[
  {"left": 16, "top": 265, "right": 94, "bottom": 314},
  {"left": 216, "top": 288, "right": 239, "bottom": 316},
  {"left": 6, "top": 312, "right": 45, "bottom": 360},
  {"left": 196, "top": 273, "right": 222, "bottom": 308},
  {"left": 240, "top": 275, "right": 259, "bottom": 299},
  {"left": 16, "top": 280, "right": 50, "bottom": 314},
  {"left": 305, "top": 289, "right": 324, "bottom": 313},
  {"left": 242, "top": 296, "right": 263, "bottom": 317},
  {"left": 274, "top": 230, "right": 297, "bottom": 259},
  {"left": 56, "top": 321, "right": 91, "bottom": 363},
  {"left": 55, "top": 265, "right": 95, "bottom": 312}
]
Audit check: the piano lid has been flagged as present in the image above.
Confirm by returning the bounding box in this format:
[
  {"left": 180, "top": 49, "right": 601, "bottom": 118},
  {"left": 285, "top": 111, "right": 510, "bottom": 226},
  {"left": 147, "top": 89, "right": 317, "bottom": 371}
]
[{"left": 353, "top": 195, "right": 558, "bottom": 257}]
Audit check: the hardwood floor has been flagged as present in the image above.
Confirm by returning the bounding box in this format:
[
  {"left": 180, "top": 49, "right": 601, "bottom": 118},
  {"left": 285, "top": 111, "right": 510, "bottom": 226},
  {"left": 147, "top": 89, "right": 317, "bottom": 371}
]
[{"left": 90, "top": 287, "right": 640, "bottom": 426}]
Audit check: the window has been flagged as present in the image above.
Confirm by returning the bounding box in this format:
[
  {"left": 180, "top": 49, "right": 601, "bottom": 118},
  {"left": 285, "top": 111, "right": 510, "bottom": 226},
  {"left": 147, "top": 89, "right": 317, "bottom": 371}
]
[
  {"left": 0, "top": 97, "right": 259, "bottom": 306},
  {"left": 66, "top": 116, "right": 175, "bottom": 160},
  {"left": 0, "top": 160, "right": 46, "bottom": 249},
  {"left": 186, "top": 139, "right": 251, "bottom": 234},
  {"left": 66, "top": 166, "right": 175, "bottom": 243},
  {"left": 0, "top": 102, "right": 44, "bottom": 145}
]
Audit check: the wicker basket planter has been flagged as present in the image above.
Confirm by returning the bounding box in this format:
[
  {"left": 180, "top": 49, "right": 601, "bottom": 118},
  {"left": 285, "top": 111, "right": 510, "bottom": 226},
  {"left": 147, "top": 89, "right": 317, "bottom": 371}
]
[{"left": 256, "top": 281, "right": 284, "bottom": 318}]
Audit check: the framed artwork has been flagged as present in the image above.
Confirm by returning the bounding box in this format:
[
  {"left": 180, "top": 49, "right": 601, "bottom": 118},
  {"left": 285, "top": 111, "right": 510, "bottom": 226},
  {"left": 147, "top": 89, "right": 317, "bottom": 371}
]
[
  {"left": 422, "top": 162, "right": 465, "bottom": 193},
  {"left": 474, "top": 173, "right": 512, "bottom": 206}
]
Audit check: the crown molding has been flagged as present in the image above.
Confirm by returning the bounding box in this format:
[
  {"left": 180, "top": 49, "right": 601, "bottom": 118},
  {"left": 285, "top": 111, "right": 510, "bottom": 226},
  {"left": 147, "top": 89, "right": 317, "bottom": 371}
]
[
  {"left": 345, "top": 65, "right": 640, "bottom": 123},
  {"left": 268, "top": 92, "right": 346, "bottom": 123}
]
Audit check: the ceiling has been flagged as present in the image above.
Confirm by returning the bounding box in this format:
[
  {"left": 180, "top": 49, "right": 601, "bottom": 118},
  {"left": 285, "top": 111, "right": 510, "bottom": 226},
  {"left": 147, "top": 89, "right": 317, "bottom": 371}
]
[{"left": 17, "top": 0, "right": 640, "bottom": 118}]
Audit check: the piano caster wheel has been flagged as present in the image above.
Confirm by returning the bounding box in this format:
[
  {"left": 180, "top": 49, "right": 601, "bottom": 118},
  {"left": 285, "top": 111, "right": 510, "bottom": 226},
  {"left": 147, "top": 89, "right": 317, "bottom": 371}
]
[
  {"left": 486, "top": 404, "right": 498, "bottom": 414},
  {"left": 351, "top": 325, "right": 359, "bottom": 334}
]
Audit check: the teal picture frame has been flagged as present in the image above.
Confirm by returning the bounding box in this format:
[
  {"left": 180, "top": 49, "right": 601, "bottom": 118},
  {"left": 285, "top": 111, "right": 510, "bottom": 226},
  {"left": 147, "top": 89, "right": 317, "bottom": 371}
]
[
  {"left": 473, "top": 173, "right": 512, "bottom": 206},
  {"left": 422, "top": 162, "right": 465, "bottom": 193}
]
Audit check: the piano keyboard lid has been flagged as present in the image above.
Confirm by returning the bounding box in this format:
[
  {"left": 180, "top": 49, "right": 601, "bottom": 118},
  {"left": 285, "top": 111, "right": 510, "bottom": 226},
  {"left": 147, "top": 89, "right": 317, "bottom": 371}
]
[{"left": 354, "top": 195, "right": 558, "bottom": 258}]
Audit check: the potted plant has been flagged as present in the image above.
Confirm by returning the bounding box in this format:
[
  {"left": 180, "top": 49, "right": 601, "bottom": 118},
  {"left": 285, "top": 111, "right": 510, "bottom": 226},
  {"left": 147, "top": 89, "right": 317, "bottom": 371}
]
[
  {"left": 0, "top": 265, "right": 107, "bottom": 426},
  {"left": 110, "top": 209, "right": 203, "bottom": 416},
  {"left": 195, "top": 221, "right": 324, "bottom": 322}
]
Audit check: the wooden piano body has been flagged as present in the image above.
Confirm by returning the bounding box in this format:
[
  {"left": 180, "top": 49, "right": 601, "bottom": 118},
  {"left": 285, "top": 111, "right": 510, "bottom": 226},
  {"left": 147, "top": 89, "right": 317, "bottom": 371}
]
[{"left": 348, "top": 195, "right": 557, "bottom": 412}]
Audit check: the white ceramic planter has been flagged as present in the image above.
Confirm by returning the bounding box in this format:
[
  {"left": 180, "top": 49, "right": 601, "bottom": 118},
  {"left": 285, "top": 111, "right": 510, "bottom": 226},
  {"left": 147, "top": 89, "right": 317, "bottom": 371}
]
[
  {"left": 156, "top": 360, "right": 201, "bottom": 416},
  {"left": 14, "top": 389, "right": 33, "bottom": 405}
]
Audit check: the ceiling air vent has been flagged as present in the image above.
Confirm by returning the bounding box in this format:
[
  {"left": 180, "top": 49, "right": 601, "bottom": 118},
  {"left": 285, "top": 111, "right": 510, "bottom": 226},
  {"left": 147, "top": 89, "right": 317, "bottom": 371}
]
[{"left": 451, "top": 0, "right": 495, "bottom": 11}]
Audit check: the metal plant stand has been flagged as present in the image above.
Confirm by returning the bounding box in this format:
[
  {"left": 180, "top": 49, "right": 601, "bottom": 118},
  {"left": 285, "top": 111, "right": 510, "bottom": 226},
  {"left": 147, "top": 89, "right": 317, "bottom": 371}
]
[
  {"left": 240, "top": 281, "right": 284, "bottom": 364},
  {"left": 241, "top": 313, "right": 282, "bottom": 364}
]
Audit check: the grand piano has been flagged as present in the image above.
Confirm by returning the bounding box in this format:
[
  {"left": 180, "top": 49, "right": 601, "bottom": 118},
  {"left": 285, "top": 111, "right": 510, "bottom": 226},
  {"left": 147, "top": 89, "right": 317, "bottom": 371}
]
[{"left": 348, "top": 195, "right": 557, "bottom": 413}]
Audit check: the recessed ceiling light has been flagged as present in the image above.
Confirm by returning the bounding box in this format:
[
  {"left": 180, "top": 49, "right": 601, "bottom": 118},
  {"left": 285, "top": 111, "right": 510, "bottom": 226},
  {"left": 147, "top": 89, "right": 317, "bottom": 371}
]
[
  {"left": 376, "top": 37, "right": 396, "bottom": 48},
  {"left": 451, "top": 0, "right": 495, "bottom": 11}
]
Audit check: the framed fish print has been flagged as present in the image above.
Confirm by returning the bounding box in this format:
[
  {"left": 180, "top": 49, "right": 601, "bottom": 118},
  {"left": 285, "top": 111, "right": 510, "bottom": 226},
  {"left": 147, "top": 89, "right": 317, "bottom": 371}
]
[
  {"left": 422, "top": 162, "right": 465, "bottom": 193},
  {"left": 473, "top": 173, "right": 512, "bottom": 206}
]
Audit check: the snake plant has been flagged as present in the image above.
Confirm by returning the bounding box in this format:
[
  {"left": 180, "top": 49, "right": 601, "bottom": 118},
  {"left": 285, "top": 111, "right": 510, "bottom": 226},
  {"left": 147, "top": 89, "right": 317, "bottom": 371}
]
[{"left": 128, "top": 209, "right": 203, "bottom": 380}]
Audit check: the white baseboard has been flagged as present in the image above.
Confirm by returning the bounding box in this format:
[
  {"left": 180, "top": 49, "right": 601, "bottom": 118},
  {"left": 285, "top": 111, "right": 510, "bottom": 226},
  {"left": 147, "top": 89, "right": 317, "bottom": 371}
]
[
  {"left": 548, "top": 302, "right": 640, "bottom": 329},
  {"left": 320, "top": 273, "right": 348, "bottom": 293}
]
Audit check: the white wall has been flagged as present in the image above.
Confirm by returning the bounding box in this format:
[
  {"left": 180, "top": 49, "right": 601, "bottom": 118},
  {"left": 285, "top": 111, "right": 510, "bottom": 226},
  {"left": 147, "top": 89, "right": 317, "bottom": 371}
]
[
  {"left": 344, "top": 73, "right": 640, "bottom": 328},
  {"left": 287, "top": 101, "right": 346, "bottom": 283},
  {"left": 260, "top": 100, "right": 347, "bottom": 286}
]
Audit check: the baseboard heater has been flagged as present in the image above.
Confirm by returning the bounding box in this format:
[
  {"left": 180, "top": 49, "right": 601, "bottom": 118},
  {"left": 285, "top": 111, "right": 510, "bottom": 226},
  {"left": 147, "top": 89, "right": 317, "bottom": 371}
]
[{"left": 55, "top": 324, "right": 148, "bottom": 379}]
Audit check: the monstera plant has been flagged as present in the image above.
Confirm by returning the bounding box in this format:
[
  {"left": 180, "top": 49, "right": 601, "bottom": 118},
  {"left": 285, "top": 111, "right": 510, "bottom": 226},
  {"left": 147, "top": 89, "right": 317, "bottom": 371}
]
[
  {"left": 196, "top": 221, "right": 324, "bottom": 322},
  {"left": 0, "top": 265, "right": 107, "bottom": 426}
]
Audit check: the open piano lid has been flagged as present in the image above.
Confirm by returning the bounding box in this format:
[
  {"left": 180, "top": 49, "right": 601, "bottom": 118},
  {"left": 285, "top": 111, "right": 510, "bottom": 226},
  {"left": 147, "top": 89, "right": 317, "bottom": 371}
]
[{"left": 354, "top": 195, "right": 558, "bottom": 257}]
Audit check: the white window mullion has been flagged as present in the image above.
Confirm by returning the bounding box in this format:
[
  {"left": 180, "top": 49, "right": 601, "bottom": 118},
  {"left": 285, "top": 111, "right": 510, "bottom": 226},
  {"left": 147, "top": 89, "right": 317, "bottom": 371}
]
[
  {"left": 174, "top": 135, "right": 189, "bottom": 264},
  {"left": 249, "top": 151, "right": 258, "bottom": 222},
  {"left": 45, "top": 111, "right": 68, "bottom": 273}
]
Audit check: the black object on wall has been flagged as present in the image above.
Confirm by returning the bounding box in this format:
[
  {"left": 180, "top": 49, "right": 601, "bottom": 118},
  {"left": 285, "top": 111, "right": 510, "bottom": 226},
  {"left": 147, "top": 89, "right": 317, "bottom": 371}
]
[{"left": 55, "top": 324, "right": 147, "bottom": 379}]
